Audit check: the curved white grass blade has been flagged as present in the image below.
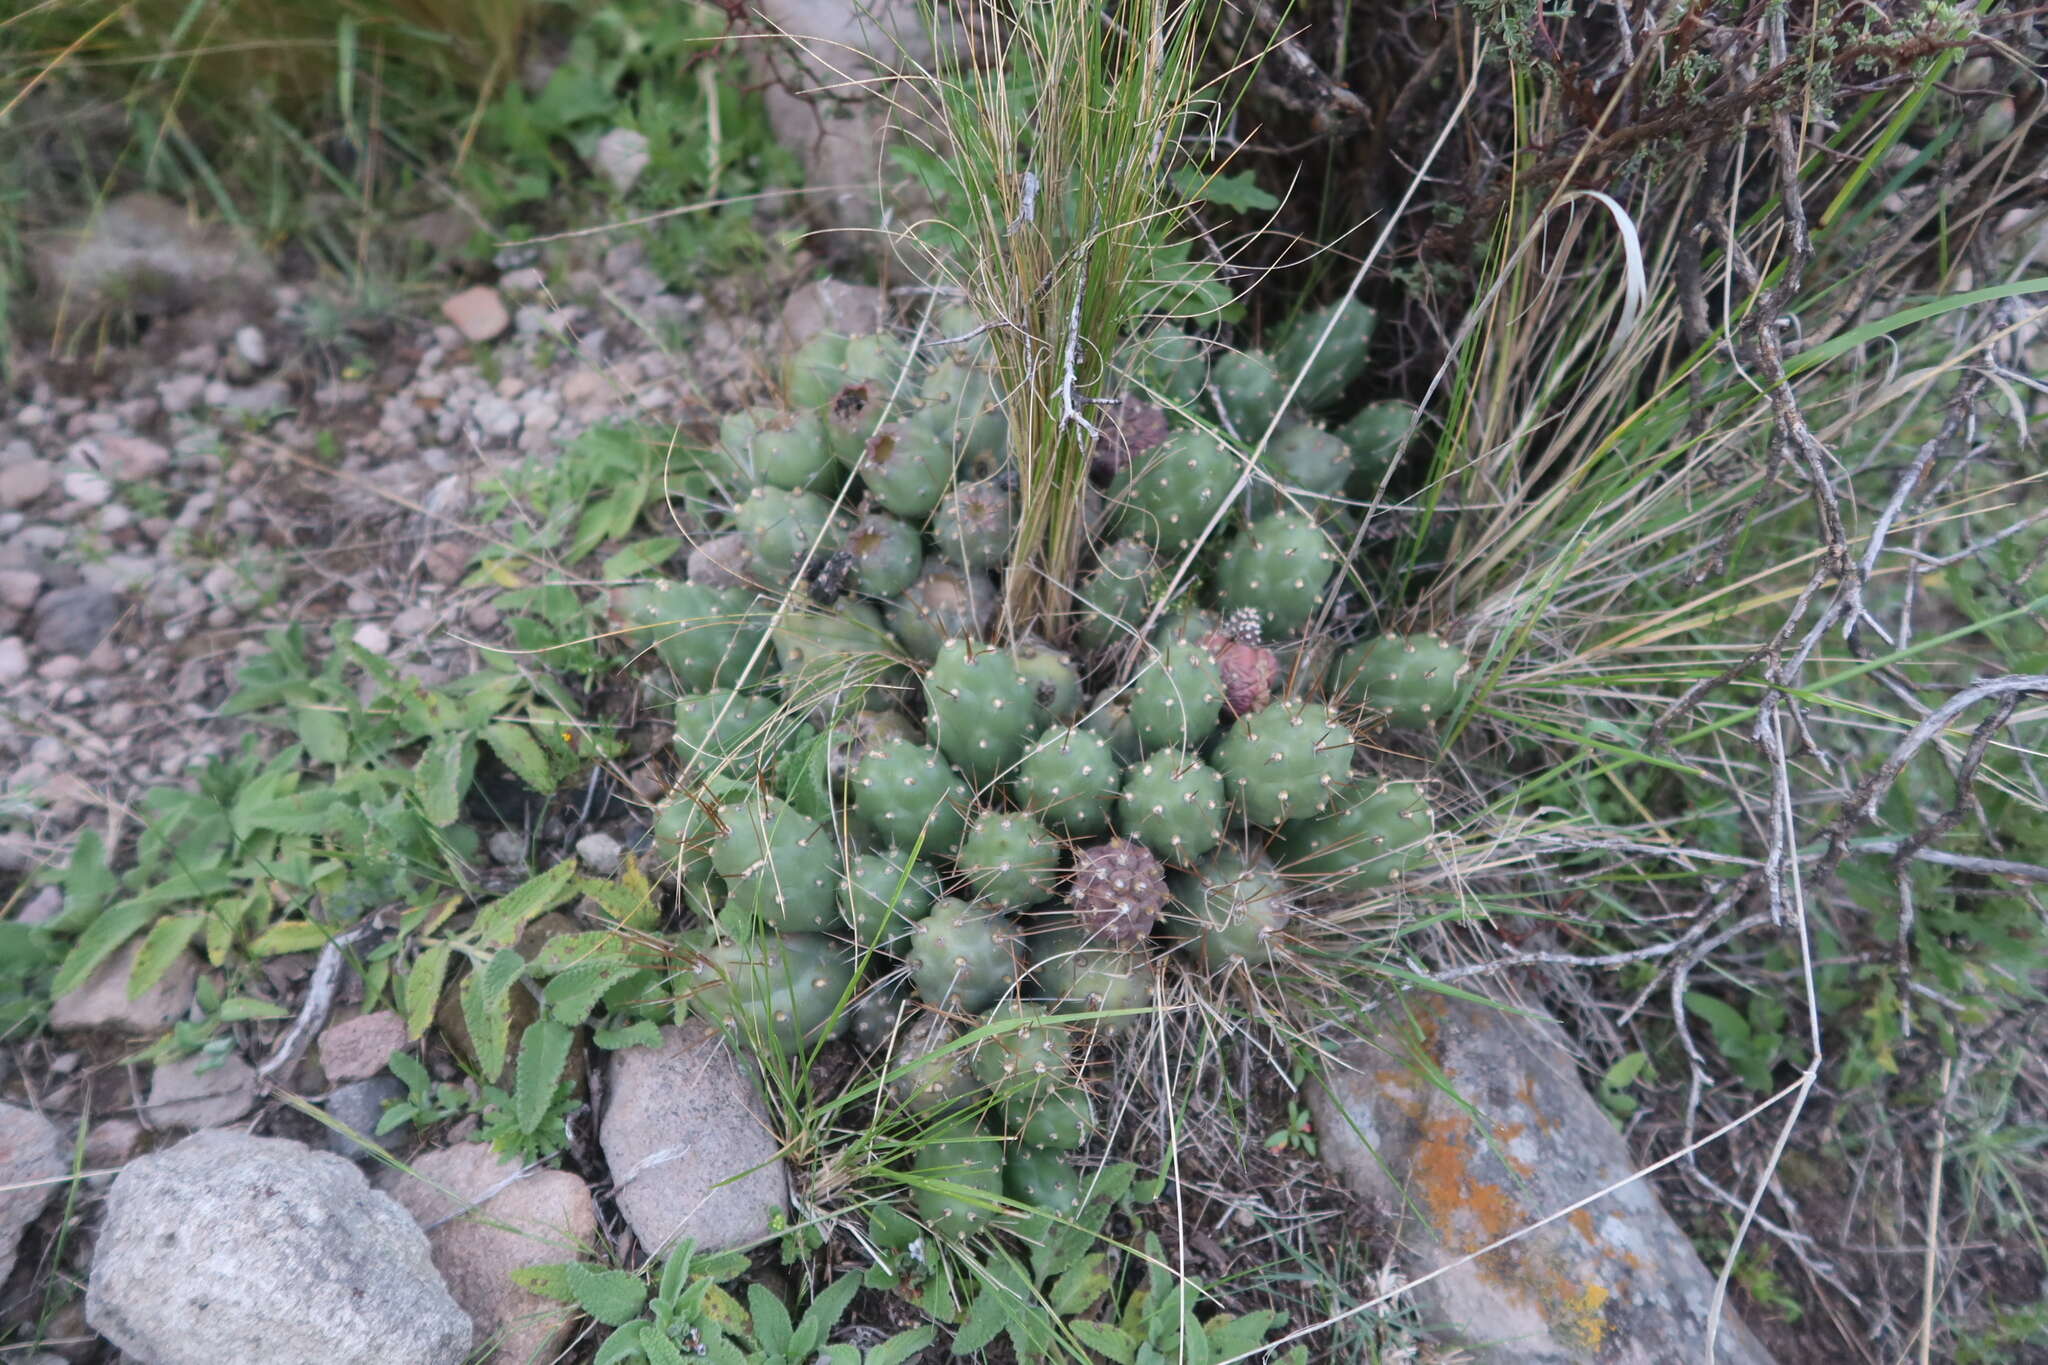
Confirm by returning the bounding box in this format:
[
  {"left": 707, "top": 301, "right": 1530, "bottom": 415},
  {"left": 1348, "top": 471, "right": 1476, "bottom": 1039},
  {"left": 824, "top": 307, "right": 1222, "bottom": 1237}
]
[{"left": 1558, "top": 188, "right": 1648, "bottom": 370}]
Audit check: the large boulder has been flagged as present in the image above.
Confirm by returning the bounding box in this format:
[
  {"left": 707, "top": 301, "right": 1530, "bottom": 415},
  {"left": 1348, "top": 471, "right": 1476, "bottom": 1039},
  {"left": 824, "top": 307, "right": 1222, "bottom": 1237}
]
[
  {"left": 382, "top": 1144, "right": 598, "bottom": 1363},
  {"left": 1309, "top": 992, "right": 1778, "bottom": 1365},
  {"left": 599, "top": 1023, "right": 788, "bottom": 1254},
  {"left": 86, "top": 1130, "right": 471, "bottom": 1365},
  {"left": 0, "top": 1103, "right": 64, "bottom": 1286}
]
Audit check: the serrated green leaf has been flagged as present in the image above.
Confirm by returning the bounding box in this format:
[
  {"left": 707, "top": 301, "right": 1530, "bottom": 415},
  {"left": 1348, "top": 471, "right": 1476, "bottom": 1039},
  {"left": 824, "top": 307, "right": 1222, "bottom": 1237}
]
[
  {"left": 594, "top": 1019, "right": 663, "bottom": 1050},
  {"left": 415, "top": 733, "right": 476, "bottom": 827},
  {"left": 1070, "top": 1320, "right": 1137, "bottom": 1364},
  {"left": 483, "top": 721, "right": 559, "bottom": 794},
  {"left": 602, "top": 538, "right": 683, "bottom": 580},
  {"left": 510, "top": 1263, "right": 577, "bottom": 1302},
  {"left": 545, "top": 962, "right": 629, "bottom": 1027},
  {"left": 1603, "top": 1050, "right": 1649, "bottom": 1089},
  {"left": 50, "top": 901, "right": 157, "bottom": 999},
  {"left": 594, "top": 1323, "right": 642, "bottom": 1365},
  {"left": 695, "top": 1250, "right": 751, "bottom": 1285},
  {"left": 474, "top": 859, "right": 580, "bottom": 945},
  {"left": 794, "top": 1274, "right": 861, "bottom": 1356},
  {"left": 529, "top": 929, "right": 633, "bottom": 975},
  {"left": 639, "top": 1323, "right": 688, "bottom": 1365},
  {"left": 952, "top": 1282, "right": 1011, "bottom": 1356},
  {"left": 1050, "top": 1253, "right": 1111, "bottom": 1316},
  {"left": 128, "top": 914, "right": 204, "bottom": 999},
  {"left": 577, "top": 878, "right": 659, "bottom": 931},
  {"left": 819, "top": 1346, "right": 861, "bottom": 1365},
  {"left": 748, "top": 1282, "right": 793, "bottom": 1355},
  {"left": 566, "top": 1262, "right": 649, "bottom": 1326},
  {"left": 513, "top": 1018, "right": 576, "bottom": 1134},
  {"left": 462, "top": 948, "right": 529, "bottom": 1078},
  {"left": 291, "top": 705, "right": 350, "bottom": 765},
  {"left": 219, "top": 996, "right": 292, "bottom": 1021},
  {"left": 405, "top": 943, "right": 453, "bottom": 1040}
]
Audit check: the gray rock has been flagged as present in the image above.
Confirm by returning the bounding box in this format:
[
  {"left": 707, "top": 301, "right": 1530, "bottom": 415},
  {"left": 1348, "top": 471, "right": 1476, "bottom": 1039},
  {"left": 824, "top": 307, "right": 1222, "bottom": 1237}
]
[
  {"left": 50, "top": 940, "right": 197, "bottom": 1035},
  {"left": 779, "top": 277, "right": 887, "bottom": 353},
  {"left": 381, "top": 1144, "right": 599, "bottom": 1364},
  {"left": 0, "top": 457, "right": 55, "bottom": 509},
  {"left": 599, "top": 1023, "right": 788, "bottom": 1255},
  {"left": 594, "top": 127, "right": 652, "bottom": 196},
  {"left": 0, "top": 568, "right": 43, "bottom": 611},
  {"left": 143, "top": 1049, "right": 258, "bottom": 1131},
  {"left": 158, "top": 374, "right": 208, "bottom": 414},
  {"left": 0, "top": 1102, "right": 64, "bottom": 1286},
  {"left": 487, "top": 831, "right": 528, "bottom": 866},
  {"left": 319, "top": 1010, "right": 408, "bottom": 1084},
  {"left": 28, "top": 192, "right": 273, "bottom": 321},
  {"left": 575, "top": 832, "right": 623, "bottom": 877},
  {"left": 99, "top": 433, "right": 171, "bottom": 481},
  {"left": 322, "top": 1076, "right": 410, "bottom": 1161},
  {"left": 440, "top": 286, "right": 510, "bottom": 343},
  {"left": 0, "top": 637, "right": 27, "bottom": 685},
  {"left": 87, "top": 1130, "right": 471, "bottom": 1365},
  {"left": 63, "top": 469, "right": 113, "bottom": 506},
  {"left": 1309, "top": 992, "right": 1778, "bottom": 1365},
  {"left": 31, "top": 584, "right": 122, "bottom": 656},
  {"left": 234, "top": 325, "right": 270, "bottom": 369}
]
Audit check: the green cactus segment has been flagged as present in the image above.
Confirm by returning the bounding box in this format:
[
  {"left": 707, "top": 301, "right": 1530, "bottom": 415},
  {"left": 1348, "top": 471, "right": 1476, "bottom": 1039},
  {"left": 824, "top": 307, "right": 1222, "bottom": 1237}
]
[
  {"left": 783, "top": 332, "right": 850, "bottom": 410},
  {"left": 1128, "top": 640, "right": 1227, "bottom": 752},
  {"left": 906, "top": 898, "right": 1023, "bottom": 1012},
  {"left": 825, "top": 380, "right": 889, "bottom": 467},
  {"left": 1029, "top": 928, "right": 1155, "bottom": 1032},
  {"left": 1013, "top": 638, "right": 1083, "bottom": 727},
  {"left": 1259, "top": 424, "right": 1353, "bottom": 501},
  {"left": 957, "top": 811, "right": 1062, "bottom": 910},
  {"left": 1338, "top": 399, "right": 1417, "bottom": 495},
  {"left": 688, "top": 933, "right": 853, "bottom": 1053},
  {"left": 1014, "top": 726, "right": 1121, "bottom": 838},
  {"left": 1330, "top": 633, "right": 1470, "bottom": 728},
  {"left": 1080, "top": 691, "right": 1144, "bottom": 767},
  {"left": 773, "top": 601, "right": 896, "bottom": 682},
  {"left": 1211, "top": 699, "right": 1355, "bottom": 828},
  {"left": 1004, "top": 1151, "right": 1084, "bottom": 1214},
  {"left": 918, "top": 356, "right": 1006, "bottom": 460},
  {"left": 1274, "top": 297, "right": 1377, "bottom": 410},
  {"left": 845, "top": 513, "right": 925, "bottom": 598},
  {"left": 1129, "top": 329, "right": 1211, "bottom": 408},
  {"left": 1213, "top": 347, "right": 1288, "bottom": 436},
  {"left": 839, "top": 851, "right": 942, "bottom": 947},
  {"left": 889, "top": 565, "right": 997, "bottom": 664},
  {"left": 930, "top": 475, "right": 1015, "bottom": 573},
  {"left": 1109, "top": 428, "right": 1237, "bottom": 554},
  {"left": 889, "top": 1015, "right": 980, "bottom": 1114},
  {"left": 1073, "top": 538, "right": 1157, "bottom": 653},
  {"left": 840, "top": 332, "right": 913, "bottom": 393},
  {"left": 1149, "top": 607, "right": 1222, "bottom": 650},
  {"left": 1168, "top": 849, "right": 1293, "bottom": 969},
  {"left": 863, "top": 421, "right": 957, "bottom": 519},
  {"left": 710, "top": 796, "right": 840, "bottom": 933},
  {"left": 970, "top": 1003, "right": 1075, "bottom": 1103},
  {"left": 911, "top": 1119, "right": 1005, "bottom": 1235},
  {"left": 1212, "top": 512, "right": 1339, "bottom": 639},
  {"left": 671, "top": 688, "right": 784, "bottom": 777},
  {"left": 853, "top": 736, "right": 973, "bottom": 855},
  {"left": 1117, "top": 748, "right": 1225, "bottom": 863},
  {"left": 1280, "top": 780, "right": 1434, "bottom": 894},
  {"left": 746, "top": 409, "right": 835, "bottom": 491},
  {"left": 650, "top": 783, "right": 732, "bottom": 915},
  {"left": 1004, "top": 1082, "right": 1097, "bottom": 1152},
  {"left": 733, "top": 486, "right": 836, "bottom": 577},
  {"left": 926, "top": 641, "right": 1037, "bottom": 786},
  {"left": 620, "top": 581, "right": 767, "bottom": 692}
]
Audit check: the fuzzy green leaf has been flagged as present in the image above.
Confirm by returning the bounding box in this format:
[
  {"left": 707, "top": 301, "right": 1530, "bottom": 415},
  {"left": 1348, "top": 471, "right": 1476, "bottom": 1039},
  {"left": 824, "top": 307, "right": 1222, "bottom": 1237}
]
[
  {"left": 565, "top": 1262, "right": 649, "bottom": 1326},
  {"left": 1169, "top": 167, "right": 1279, "bottom": 213},
  {"left": 639, "top": 1323, "right": 689, "bottom": 1365},
  {"left": 405, "top": 943, "right": 453, "bottom": 1040},
  {"left": 415, "top": 733, "right": 476, "bottom": 826},
  {"left": 513, "top": 1018, "right": 576, "bottom": 1134},
  {"left": 529, "top": 929, "right": 633, "bottom": 975},
  {"left": 747, "top": 1283, "right": 793, "bottom": 1356},
  {"left": 952, "top": 1281, "right": 1011, "bottom": 1356},
  {"left": 1070, "top": 1320, "right": 1137, "bottom": 1364},
  {"left": 510, "top": 1263, "right": 575, "bottom": 1302},
  {"left": 594, "top": 1019, "right": 663, "bottom": 1051},
  {"left": 793, "top": 1274, "right": 861, "bottom": 1358},
  {"left": 292, "top": 705, "right": 350, "bottom": 766},
  {"left": 462, "top": 949, "right": 530, "bottom": 1077},
  {"left": 128, "top": 914, "right": 204, "bottom": 999},
  {"left": 1050, "top": 1252, "right": 1112, "bottom": 1317},
  {"left": 775, "top": 729, "right": 835, "bottom": 824},
  {"left": 602, "top": 538, "right": 683, "bottom": 580},
  {"left": 473, "top": 859, "right": 580, "bottom": 945},
  {"left": 218, "top": 996, "right": 291, "bottom": 1021},
  {"left": 50, "top": 900, "right": 157, "bottom": 999},
  {"left": 865, "top": 1327, "right": 936, "bottom": 1365},
  {"left": 545, "top": 962, "right": 629, "bottom": 1027},
  {"left": 483, "top": 721, "right": 559, "bottom": 794},
  {"left": 247, "top": 919, "right": 337, "bottom": 957}
]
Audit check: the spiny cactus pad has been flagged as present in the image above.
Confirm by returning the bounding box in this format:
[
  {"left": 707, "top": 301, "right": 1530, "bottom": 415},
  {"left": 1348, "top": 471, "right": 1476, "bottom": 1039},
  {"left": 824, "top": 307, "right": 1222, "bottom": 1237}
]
[
  {"left": 845, "top": 512, "right": 925, "bottom": 598},
  {"left": 1280, "top": 779, "right": 1435, "bottom": 895},
  {"left": 889, "top": 564, "right": 996, "bottom": 664},
  {"left": 711, "top": 796, "right": 840, "bottom": 933},
  {"left": 1330, "top": 633, "right": 1470, "bottom": 728},
  {"left": 1273, "top": 296, "right": 1377, "bottom": 410},
  {"left": 733, "top": 486, "right": 836, "bottom": 577},
  {"left": 970, "top": 1002, "right": 1075, "bottom": 1103},
  {"left": 689, "top": 933, "right": 853, "bottom": 1053},
  {"left": 1109, "top": 428, "right": 1237, "bottom": 554},
  {"left": 906, "top": 897, "right": 1023, "bottom": 1012},
  {"left": 1169, "top": 849, "right": 1293, "bottom": 969},
  {"left": 1069, "top": 838, "right": 1169, "bottom": 943},
  {"left": 853, "top": 736, "right": 972, "bottom": 855},
  {"left": 1004, "top": 1082, "right": 1097, "bottom": 1152},
  {"left": 1211, "top": 699, "right": 1356, "bottom": 828},
  {"left": 911, "top": 1119, "right": 1005, "bottom": 1235},
  {"left": 956, "top": 811, "right": 1062, "bottom": 910},
  {"left": 621, "top": 581, "right": 767, "bottom": 693},
  {"left": 931, "top": 475, "right": 1014, "bottom": 573},
  {"left": 863, "top": 420, "right": 956, "bottom": 519},
  {"left": 1004, "top": 1150, "right": 1084, "bottom": 1214},
  {"left": 1118, "top": 748, "right": 1225, "bottom": 863},
  {"left": 926, "top": 640, "right": 1036, "bottom": 786},
  {"left": 1213, "top": 347, "right": 1288, "bottom": 436},
  {"left": 1212, "top": 512, "right": 1339, "bottom": 639},
  {"left": 1013, "top": 725, "right": 1121, "bottom": 838},
  {"left": 839, "top": 850, "right": 941, "bottom": 947},
  {"left": 1073, "top": 538, "right": 1157, "bottom": 653},
  {"left": 1128, "top": 640, "right": 1226, "bottom": 752},
  {"left": 1029, "top": 929, "right": 1155, "bottom": 1031},
  {"left": 1013, "top": 638, "right": 1083, "bottom": 727}
]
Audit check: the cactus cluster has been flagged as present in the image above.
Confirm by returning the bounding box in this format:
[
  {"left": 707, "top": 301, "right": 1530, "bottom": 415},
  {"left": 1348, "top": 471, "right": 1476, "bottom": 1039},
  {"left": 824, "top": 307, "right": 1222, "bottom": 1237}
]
[{"left": 633, "top": 307, "right": 1473, "bottom": 1239}]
